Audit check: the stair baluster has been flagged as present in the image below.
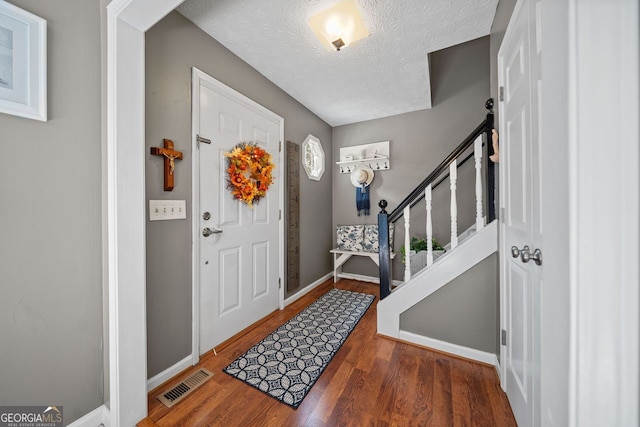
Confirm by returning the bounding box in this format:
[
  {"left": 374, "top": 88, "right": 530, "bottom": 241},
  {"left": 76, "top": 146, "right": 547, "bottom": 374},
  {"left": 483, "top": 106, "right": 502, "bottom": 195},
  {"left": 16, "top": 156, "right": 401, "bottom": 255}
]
[
  {"left": 450, "top": 159, "right": 458, "bottom": 249},
  {"left": 425, "top": 184, "right": 434, "bottom": 267},
  {"left": 474, "top": 135, "right": 485, "bottom": 231},
  {"left": 403, "top": 206, "right": 411, "bottom": 282}
]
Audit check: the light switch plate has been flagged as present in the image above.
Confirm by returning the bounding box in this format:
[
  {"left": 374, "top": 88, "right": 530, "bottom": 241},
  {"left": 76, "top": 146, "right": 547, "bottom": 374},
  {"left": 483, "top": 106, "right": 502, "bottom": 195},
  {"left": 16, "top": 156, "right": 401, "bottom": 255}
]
[{"left": 149, "top": 200, "right": 187, "bottom": 221}]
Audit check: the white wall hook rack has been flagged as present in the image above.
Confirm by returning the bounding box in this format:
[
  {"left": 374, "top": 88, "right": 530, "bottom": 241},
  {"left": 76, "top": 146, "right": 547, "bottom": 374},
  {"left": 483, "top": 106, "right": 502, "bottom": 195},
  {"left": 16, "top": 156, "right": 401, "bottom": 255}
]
[{"left": 337, "top": 141, "right": 390, "bottom": 174}]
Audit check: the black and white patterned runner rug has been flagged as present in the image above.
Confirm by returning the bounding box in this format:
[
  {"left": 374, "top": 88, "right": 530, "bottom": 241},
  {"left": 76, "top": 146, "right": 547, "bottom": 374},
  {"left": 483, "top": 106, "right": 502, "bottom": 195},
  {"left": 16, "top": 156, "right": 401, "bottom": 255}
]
[{"left": 223, "top": 288, "right": 375, "bottom": 408}]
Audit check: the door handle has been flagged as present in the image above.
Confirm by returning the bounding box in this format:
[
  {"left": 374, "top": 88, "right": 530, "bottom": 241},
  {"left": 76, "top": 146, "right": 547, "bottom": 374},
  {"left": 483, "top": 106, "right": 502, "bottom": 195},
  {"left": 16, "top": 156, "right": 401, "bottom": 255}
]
[
  {"left": 531, "top": 248, "right": 543, "bottom": 265},
  {"left": 202, "top": 227, "right": 223, "bottom": 237},
  {"left": 514, "top": 245, "right": 543, "bottom": 266},
  {"left": 519, "top": 245, "right": 532, "bottom": 263},
  {"left": 523, "top": 247, "right": 542, "bottom": 265}
]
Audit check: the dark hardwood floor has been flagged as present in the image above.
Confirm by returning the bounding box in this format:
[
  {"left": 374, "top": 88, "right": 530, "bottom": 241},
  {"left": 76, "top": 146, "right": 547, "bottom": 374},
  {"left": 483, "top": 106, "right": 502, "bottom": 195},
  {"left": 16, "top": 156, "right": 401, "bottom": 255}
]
[{"left": 143, "top": 279, "right": 516, "bottom": 426}]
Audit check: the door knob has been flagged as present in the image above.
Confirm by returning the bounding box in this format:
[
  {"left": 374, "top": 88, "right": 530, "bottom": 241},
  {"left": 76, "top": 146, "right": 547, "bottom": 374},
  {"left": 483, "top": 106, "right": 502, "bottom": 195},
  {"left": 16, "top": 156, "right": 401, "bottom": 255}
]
[
  {"left": 202, "top": 227, "right": 223, "bottom": 237},
  {"left": 531, "top": 248, "right": 543, "bottom": 265},
  {"left": 519, "top": 245, "right": 543, "bottom": 266},
  {"left": 525, "top": 248, "right": 542, "bottom": 265},
  {"left": 511, "top": 245, "right": 543, "bottom": 266}
]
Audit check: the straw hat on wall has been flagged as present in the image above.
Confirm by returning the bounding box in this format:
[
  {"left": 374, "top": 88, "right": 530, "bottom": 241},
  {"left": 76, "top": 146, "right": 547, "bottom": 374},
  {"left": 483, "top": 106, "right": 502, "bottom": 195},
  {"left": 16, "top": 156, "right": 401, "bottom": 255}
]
[{"left": 350, "top": 165, "right": 374, "bottom": 188}]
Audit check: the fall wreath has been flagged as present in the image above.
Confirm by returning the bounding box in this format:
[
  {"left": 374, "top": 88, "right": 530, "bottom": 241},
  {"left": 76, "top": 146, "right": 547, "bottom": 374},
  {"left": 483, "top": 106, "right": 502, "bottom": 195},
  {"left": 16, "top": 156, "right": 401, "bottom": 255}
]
[{"left": 224, "top": 142, "right": 275, "bottom": 207}]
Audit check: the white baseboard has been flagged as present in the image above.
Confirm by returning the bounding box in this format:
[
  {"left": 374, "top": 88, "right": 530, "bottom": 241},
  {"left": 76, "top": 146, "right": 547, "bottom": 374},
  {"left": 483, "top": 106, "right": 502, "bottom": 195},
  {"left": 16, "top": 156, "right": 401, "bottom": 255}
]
[
  {"left": 284, "top": 273, "right": 332, "bottom": 306},
  {"left": 147, "top": 355, "right": 193, "bottom": 392},
  {"left": 398, "top": 330, "right": 498, "bottom": 366},
  {"left": 68, "top": 404, "right": 110, "bottom": 427},
  {"left": 338, "top": 272, "right": 377, "bottom": 283},
  {"left": 101, "top": 406, "right": 110, "bottom": 427},
  {"left": 284, "top": 271, "right": 401, "bottom": 307},
  {"left": 494, "top": 357, "right": 503, "bottom": 383},
  {"left": 338, "top": 272, "right": 403, "bottom": 287}
]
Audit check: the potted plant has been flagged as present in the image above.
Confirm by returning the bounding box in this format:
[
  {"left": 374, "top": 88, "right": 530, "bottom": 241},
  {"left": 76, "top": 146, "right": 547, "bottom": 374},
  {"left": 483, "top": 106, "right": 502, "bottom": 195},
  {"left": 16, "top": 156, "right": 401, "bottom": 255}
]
[{"left": 401, "top": 237, "right": 445, "bottom": 272}]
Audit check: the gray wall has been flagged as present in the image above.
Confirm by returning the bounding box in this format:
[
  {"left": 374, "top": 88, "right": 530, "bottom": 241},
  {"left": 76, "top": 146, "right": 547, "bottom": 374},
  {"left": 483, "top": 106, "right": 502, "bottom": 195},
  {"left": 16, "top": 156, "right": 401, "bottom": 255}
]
[
  {"left": 331, "top": 36, "right": 490, "bottom": 279},
  {"left": 0, "top": 1, "right": 104, "bottom": 424},
  {"left": 145, "top": 11, "right": 333, "bottom": 378},
  {"left": 400, "top": 254, "right": 498, "bottom": 354}
]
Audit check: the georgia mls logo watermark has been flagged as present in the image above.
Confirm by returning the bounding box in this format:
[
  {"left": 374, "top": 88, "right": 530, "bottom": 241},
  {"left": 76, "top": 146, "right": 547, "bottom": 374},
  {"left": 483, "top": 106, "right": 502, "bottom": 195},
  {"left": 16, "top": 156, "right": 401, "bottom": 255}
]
[{"left": 0, "top": 406, "right": 63, "bottom": 427}]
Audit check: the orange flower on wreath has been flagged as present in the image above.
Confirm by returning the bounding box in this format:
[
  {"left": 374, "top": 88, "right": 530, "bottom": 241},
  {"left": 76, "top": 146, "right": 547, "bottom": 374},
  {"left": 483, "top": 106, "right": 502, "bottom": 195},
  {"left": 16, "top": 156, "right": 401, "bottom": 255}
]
[{"left": 224, "top": 142, "right": 275, "bottom": 207}]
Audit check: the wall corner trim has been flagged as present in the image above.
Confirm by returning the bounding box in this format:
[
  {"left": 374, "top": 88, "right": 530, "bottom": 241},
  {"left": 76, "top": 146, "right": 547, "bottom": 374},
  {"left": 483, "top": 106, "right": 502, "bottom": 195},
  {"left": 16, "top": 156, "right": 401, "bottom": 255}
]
[{"left": 398, "top": 330, "right": 498, "bottom": 366}]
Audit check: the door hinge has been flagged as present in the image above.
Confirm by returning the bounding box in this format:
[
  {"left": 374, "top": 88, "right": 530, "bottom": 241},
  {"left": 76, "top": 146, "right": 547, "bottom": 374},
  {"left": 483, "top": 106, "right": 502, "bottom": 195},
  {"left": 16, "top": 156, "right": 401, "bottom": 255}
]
[
  {"left": 500, "top": 207, "right": 506, "bottom": 223},
  {"left": 499, "top": 86, "right": 504, "bottom": 102},
  {"left": 279, "top": 278, "right": 282, "bottom": 289},
  {"left": 196, "top": 134, "right": 211, "bottom": 148},
  {"left": 279, "top": 209, "right": 282, "bottom": 220},
  {"left": 501, "top": 329, "right": 507, "bottom": 346},
  {"left": 279, "top": 141, "right": 282, "bottom": 152}
]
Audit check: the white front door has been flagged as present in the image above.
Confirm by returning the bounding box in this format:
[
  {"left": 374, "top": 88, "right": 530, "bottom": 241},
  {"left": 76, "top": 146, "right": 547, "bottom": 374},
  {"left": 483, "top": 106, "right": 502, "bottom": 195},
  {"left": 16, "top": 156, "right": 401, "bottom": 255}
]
[
  {"left": 498, "top": 0, "right": 543, "bottom": 425},
  {"left": 192, "top": 68, "right": 283, "bottom": 354}
]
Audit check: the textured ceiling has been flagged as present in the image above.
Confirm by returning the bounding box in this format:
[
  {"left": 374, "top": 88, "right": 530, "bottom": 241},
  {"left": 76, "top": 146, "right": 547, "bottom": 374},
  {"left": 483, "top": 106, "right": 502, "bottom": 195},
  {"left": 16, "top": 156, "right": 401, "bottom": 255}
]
[{"left": 178, "top": 0, "right": 498, "bottom": 126}]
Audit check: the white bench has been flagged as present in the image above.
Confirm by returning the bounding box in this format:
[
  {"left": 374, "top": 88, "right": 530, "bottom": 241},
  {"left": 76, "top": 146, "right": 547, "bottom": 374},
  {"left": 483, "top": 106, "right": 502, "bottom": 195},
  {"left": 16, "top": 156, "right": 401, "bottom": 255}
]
[
  {"left": 331, "top": 224, "right": 395, "bottom": 283},
  {"left": 329, "top": 249, "right": 396, "bottom": 283}
]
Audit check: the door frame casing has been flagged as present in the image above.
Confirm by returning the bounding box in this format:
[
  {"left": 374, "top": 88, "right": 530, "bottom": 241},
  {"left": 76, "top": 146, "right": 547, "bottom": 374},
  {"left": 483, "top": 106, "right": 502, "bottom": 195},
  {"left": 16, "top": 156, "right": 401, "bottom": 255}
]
[
  {"left": 565, "top": 0, "right": 639, "bottom": 426},
  {"left": 106, "top": 0, "right": 186, "bottom": 425},
  {"left": 190, "top": 67, "right": 285, "bottom": 364}
]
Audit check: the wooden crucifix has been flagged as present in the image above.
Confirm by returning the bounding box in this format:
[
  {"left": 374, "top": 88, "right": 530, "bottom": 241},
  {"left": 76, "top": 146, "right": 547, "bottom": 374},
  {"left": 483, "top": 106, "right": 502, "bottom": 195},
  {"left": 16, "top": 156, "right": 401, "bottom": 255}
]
[{"left": 150, "top": 139, "right": 183, "bottom": 191}]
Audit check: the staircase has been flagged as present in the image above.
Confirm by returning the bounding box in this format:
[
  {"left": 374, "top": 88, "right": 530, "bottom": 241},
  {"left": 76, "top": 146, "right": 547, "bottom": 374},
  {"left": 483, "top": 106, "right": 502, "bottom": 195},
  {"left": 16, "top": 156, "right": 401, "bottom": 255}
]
[
  {"left": 376, "top": 99, "right": 497, "bottom": 357},
  {"left": 377, "top": 220, "right": 497, "bottom": 336}
]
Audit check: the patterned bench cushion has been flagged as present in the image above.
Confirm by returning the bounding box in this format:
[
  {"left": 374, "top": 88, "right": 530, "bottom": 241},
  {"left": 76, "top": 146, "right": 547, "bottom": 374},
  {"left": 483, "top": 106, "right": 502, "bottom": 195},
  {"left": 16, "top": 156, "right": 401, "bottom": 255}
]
[
  {"left": 336, "top": 224, "right": 394, "bottom": 252},
  {"left": 363, "top": 224, "right": 394, "bottom": 253},
  {"left": 336, "top": 225, "right": 365, "bottom": 251}
]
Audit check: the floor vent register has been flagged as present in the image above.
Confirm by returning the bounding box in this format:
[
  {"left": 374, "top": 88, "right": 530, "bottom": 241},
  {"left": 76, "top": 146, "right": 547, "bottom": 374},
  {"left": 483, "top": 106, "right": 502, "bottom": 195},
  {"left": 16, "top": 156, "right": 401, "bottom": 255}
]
[{"left": 157, "top": 368, "right": 214, "bottom": 408}]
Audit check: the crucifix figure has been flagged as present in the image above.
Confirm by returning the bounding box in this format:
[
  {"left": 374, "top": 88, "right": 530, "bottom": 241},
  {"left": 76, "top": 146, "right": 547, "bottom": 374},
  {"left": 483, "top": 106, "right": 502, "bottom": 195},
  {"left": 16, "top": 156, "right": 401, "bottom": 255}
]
[{"left": 150, "top": 139, "right": 183, "bottom": 191}]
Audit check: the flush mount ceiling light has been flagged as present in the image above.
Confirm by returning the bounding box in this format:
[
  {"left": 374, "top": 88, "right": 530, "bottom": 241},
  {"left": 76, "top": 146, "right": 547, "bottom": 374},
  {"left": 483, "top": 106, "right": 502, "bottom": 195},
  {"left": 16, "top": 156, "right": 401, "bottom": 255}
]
[{"left": 308, "top": 0, "right": 369, "bottom": 51}]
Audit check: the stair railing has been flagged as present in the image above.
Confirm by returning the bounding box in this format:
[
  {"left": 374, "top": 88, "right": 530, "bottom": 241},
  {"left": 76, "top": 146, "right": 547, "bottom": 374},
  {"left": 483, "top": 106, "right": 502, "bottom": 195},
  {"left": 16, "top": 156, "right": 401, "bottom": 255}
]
[{"left": 378, "top": 99, "right": 495, "bottom": 299}]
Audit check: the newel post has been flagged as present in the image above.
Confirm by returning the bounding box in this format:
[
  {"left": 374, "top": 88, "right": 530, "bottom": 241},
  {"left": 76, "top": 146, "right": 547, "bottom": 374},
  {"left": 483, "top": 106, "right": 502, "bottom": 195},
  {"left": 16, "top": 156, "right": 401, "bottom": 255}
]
[
  {"left": 485, "top": 98, "right": 496, "bottom": 221},
  {"left": 378, "top": 200, "right": 392, "bottom": 300}
]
